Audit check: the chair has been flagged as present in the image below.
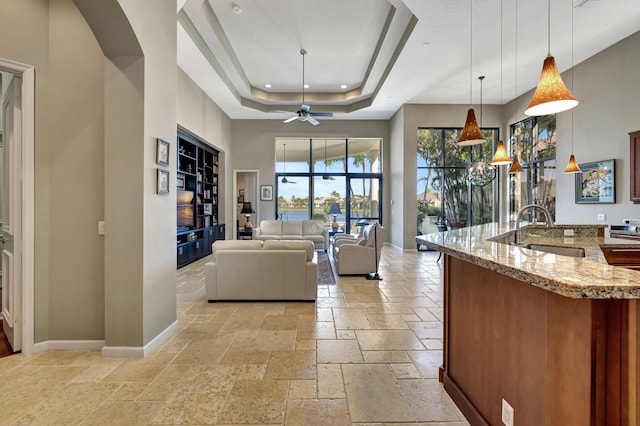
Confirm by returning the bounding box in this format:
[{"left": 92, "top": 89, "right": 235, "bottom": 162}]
[{"left": 333, "top": 224, "right": 384, "bottom": 276}]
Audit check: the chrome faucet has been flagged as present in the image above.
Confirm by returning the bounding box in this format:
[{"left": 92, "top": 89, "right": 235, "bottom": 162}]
[{"left": 514, "top": 204, "right": 554, "bottom": 244}]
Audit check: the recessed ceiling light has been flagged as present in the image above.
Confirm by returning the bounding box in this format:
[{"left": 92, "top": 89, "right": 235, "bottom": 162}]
[
  {"left": 303, "top": 84, "right": 310, "bottom": 89},
  {"left": 340, "top": 84, "right": 347, "bottom": 89},
  {"left": 231, "top": 3, "right": 242, "bottom": 14},
  {"left": 265, "top": 84, "right": 272, "bottom": 88}
]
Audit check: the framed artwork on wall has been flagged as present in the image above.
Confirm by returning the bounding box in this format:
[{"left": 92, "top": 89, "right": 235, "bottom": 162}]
[
  {"left": 261, "top": 185, "right": 273, "bottom": 201},
  {"left": 156, "top": 138, "right": 170, "bottom": 166},
  {"left": 575, "top": 159, "right": 615, "bottom": 204},
  {"left": 157, "top": 168, "right": 170, "bottom": 195}
]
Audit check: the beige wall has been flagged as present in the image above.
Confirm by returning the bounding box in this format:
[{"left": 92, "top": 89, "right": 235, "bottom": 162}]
[
  {"left": 554, "top": 30, "right": 640, "bottom": 226},
  {"left": 230, "top": 119, "right": 390, "bottom": 235},
  {"left": 177, "top": 68, "right": 233, "bottom": 238}
]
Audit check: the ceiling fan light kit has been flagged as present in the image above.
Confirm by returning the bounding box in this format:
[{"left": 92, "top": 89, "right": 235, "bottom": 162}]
[{"left": 278, "top": 49, "right": 334, "bottom": 125}]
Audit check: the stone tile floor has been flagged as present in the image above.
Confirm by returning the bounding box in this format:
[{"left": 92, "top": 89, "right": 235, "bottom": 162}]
[{"left": 0, "top": 246, "right": 469, "bottom": 425}]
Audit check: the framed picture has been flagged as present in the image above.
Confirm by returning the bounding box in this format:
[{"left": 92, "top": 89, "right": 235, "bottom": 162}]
[
  {"left": 237, "top": 195, "right": 244, "bottom": 203},
  {"left": 176, "top": 173, "right": 185, "bottom": 190},
  {"left": 156, "top": 138, "right": 170, "bottom": 166},
  {"left": 239, "top": 189, "right": 245, "bottom": 196},
  {"left": 157, "top": 169, "right": 170, "bottom": 195},
  {"left": 261, "top": 185, "right": 273, "bottom": 201},
  {"left": 575, "top": 159, "right": 615, "bottom": 204}
]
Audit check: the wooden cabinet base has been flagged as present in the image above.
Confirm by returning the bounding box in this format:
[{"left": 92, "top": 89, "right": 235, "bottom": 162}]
[{"left": 442, "top": 254, "right": 640, "bottom": 425}]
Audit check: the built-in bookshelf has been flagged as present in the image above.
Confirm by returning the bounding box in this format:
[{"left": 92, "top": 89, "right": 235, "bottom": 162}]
[{"left": 176, "top": 130, "right": 224, "bottom": 268}]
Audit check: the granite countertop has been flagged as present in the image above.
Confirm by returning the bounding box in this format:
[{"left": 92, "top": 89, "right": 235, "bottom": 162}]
[{"left": 415, "top": 222, "right": 640, "bottom": 299}]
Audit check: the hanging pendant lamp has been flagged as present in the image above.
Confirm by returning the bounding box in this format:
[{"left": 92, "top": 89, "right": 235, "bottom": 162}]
[
  {"left": 508, "top": 154, "right": 524, "bottom": 174},
  {"left": 491, "top": 140, "right": 512, "bottom": 165},
  {"left": 563, "top": 2, "right": 581, "bottom": 174},
  {"left": 524, "top": 0, "right": 578, "bottom": 116},
  {"left": 491, "top": 1, "right": 512, "bottom": 166},
  {"left": 457, "top": 0, "right": 485, "bottom": 146},
  {"left": 564, "top": 154, "right": 581, "bottom": 174}
]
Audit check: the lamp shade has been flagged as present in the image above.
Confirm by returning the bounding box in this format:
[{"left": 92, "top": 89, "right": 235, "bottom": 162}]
[
  {"left": 240, "top": 202, "right": 255, "bottom": 214},
  {"left": 508, "top": 154, "right": 524, "bottom": 174},
  {"left": 490, "top": 140, "right": 512, "bottom": 165},
  {"left": 328, "top": 203, "right": 342, "bottom": 215},
  {"left": 563, "top": 154, "right": 581, "bottom": 174},
  {"left": 456, "top": 109, "right": 485, "bottom": 146},
  {"left": 525, "top": 55, "right": 578, "bottom": 116}
]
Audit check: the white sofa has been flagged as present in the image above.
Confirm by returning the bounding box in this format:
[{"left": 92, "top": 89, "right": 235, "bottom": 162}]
[
  {"left": 205, "top": 240, "right": 317, "bottom": 301},
  {"left": 333, "top": 224, "right": 384, "bottom": 276},
  {"left": 253, "top": 220, "right": 329, "bottom": 251}
]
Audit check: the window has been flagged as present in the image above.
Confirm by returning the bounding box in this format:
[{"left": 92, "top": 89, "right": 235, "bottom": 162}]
[
  {"left": 276, "top": 138, "right": 383, "bottom": 233},
  {"left": 417, "top": 127, "right": 499, "bottom": 235},
  {"left": 509, "top": 115, "right": 556, "bottom": 221}
]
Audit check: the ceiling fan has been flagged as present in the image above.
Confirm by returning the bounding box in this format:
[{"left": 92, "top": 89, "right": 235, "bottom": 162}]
[{"left": 277, "top": 49, "right": 333, "bottom": 126}]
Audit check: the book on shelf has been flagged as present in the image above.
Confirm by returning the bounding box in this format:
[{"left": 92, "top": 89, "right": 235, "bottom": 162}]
[
  {"left": 204, "top": 216, "right": 211, "bottom": 228},
  {"left": 204, "top": 189, "right": 210, "bottom": 199}
]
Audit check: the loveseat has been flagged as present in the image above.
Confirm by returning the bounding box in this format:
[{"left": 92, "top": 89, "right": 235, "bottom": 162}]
[
  {"left": 253, "top": 220, "right": 329, "bottom": 251},
  {"left": 205, "top": 240, "right": 317, "bottom": 301}
]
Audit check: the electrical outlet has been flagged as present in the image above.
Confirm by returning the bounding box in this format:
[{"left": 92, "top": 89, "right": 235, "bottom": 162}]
[
  {"left": 98, "top": 221, "right": 105, "bottom": 235},
  {"left": 564, "top": 229, "right": 574, "bottom": 237},
  {"left": 502, "top": 399, "right": 514, "bottom": 426},
  {"left": 597, "top": 213, "right": 606, "bottom": 221}
]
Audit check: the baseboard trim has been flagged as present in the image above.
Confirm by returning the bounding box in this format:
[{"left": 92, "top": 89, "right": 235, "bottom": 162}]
[
  {"left": 102, "top": 320, "right": 179, "bottom": 358},
  {"left": 32, "top": 340, "right": 105, "bottom": 353},
  {"left": 442, "top": 372, "right": 488, "bottom": 425}
]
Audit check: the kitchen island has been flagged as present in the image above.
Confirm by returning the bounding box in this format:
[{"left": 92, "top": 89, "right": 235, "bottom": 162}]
[{"left": 416, "top": 223, "right": 640, "bottom": 426}]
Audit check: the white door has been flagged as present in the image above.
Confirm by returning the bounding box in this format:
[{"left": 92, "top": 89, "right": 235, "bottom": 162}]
[{"left": 1, "top": 75, "right": 22, "bottom": 352}]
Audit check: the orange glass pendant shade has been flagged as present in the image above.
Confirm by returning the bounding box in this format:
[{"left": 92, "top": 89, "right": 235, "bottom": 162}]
[
  {"left": 563, "top": 154, "right": 581, "bottom": 174},
  {"left": 525, "top": 55, "right": 579, "bottom": 116},
  {"left": 508, "top": 154, "right": 524, "bottom": 173},
  {"left": 491, "top": 140, "right": 512, "bottom": 165},
  {"left": 457, "top": 108, "right": 485, "bottom": 146}
]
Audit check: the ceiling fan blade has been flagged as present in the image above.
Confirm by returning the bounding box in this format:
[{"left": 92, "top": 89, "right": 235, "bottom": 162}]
[
  {"left": 306, "top": 115, "right": 320, "bottom": 125},
  {"left": 283, "top": 116, "right": 298, "bottom": 123},
  {"left": 310, "top": 112, "right": 333, "bottom": 117},
  {"left": 301, "top": 104, "right": 311, "bottom": 113}
]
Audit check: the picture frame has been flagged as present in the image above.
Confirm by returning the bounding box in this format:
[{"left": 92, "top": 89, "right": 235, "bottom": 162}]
[
  {"left": 157, "top": 169, "right": 170, "bottom": 195},
  {"left": 237, "top": 195, "right": 244, "bottom": 204},
  {"left": 261, "top": 185, "right": 273, "bottom": 201},
  {"left": 239, "top": 189, "right": 245, "bottom": 196},
  {"left": 176, "top": 173, "right": 185, "bottom": 190},
  {"left": 575, "top": 159, "right": 615, "bottom": 204},
  {"left": 156, "top": 138, "right": 170, "bottom": 166}
]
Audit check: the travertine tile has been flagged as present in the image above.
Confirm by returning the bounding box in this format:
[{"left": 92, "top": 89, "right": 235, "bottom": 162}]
[
  {"left": 317, "top": 339, "right": 364, "bottom": 364},
  {"left": 284, "top": 398, "right": 350, "bottom": 426},
  {"left": 0, "top": 248, "right": 471, "bottom": 426}
]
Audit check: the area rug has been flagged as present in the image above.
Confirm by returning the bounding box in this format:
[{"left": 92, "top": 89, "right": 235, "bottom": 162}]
[{"left": 317, "top": 251, "right": 336, "bottom": 284}]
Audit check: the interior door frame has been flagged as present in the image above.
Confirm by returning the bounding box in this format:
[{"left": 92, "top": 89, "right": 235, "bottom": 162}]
[
  {"left": 0, "top": 58, "right": 35, "bottom": 355},
  {"left": 233, "top": 170, "right": 259, "bottom": 239}
]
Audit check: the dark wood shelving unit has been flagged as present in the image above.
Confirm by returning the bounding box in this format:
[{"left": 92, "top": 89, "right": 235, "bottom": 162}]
[{"left": 176, "top": 130, "right": 224, "bottom": 268}]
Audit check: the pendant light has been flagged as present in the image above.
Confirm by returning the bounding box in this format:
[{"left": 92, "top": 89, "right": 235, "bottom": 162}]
[
  {"left": 457, "top": 0, "right": 485, "bottom": 146},
  {"left": 509, "top": 0, "right": 523, "bottom": 175},
  {"left": 491, "top": 0, "right": 512, "bottom": 166},
  {"left": 564, "top": 3, "right": 581, "bottom": 174},
  {"left": 524, "top": 0, "right": 578, "bottom": 116},
  {"left": 467, "top": 76, "right": 496, "bottom": 187}
]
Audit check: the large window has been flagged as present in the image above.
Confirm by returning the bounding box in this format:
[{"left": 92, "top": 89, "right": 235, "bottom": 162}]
[
  {"left": 417, "top": 127, "right": 499, "bottom": 234},
  {"left": 509, "top": 115, "right": 556, "bottom": 221},
  {"left": 276, "top": 138, "right": 382, "bottom": 233}
]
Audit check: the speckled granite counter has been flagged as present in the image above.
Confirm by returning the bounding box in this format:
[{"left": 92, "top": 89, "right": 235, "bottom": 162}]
[{"left": 415, "top": 222, "right": 640, "bottom": 299}]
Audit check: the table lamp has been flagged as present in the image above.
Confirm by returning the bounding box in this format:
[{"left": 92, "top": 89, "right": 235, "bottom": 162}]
[
  {"left": 240, "top": 201, "right": 255, "bottom": 230},
  {"left": 328, "top": 203, "right": 342, "bottom": 231}
]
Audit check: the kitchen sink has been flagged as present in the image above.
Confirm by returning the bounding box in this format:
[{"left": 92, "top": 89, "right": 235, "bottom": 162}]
[{"left": 523, "top": 243, "right": 585, "bottom": 258}]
